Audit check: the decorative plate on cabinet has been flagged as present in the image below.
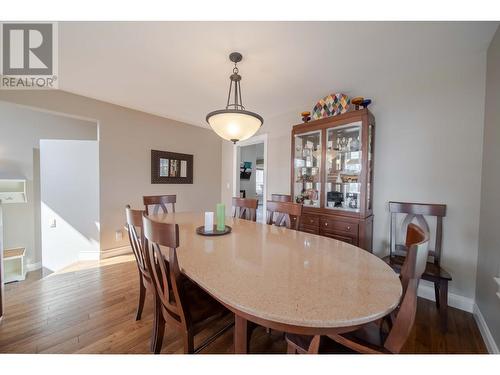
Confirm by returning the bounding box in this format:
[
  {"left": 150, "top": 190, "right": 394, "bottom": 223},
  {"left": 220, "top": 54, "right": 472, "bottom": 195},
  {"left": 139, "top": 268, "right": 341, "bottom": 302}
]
[{"left": 312, "top": 93, "right": 350, "bottom": 120}]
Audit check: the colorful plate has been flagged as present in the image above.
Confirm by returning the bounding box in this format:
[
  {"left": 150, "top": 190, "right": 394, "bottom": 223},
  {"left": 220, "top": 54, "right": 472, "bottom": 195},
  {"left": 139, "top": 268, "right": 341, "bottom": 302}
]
[{"left": 312, "top": 93, "right": 350, "bottom": 120}]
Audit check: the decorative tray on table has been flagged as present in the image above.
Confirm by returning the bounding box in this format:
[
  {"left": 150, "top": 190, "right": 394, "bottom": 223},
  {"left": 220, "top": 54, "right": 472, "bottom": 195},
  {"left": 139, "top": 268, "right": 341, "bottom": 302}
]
[{"left": 196, "top": 225, "right": 232, "bottom": 236}]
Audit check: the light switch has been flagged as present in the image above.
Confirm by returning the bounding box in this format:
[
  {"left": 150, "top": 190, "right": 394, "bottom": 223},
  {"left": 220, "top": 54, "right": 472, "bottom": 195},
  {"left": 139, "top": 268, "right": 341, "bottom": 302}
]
[
  {"left": 494, "top": 277, "right": 500, "bottom": 300},
  {"left": 115, "top": 230, "right": 123, "bottom": 241},
  {"left": 49, "top": 219, "right": 56, "bottom": 228}
]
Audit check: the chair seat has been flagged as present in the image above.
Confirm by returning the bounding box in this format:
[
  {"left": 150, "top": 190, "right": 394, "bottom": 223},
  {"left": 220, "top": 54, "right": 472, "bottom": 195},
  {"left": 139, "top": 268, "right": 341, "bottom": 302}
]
[
  {"left": 339, "top": 321, "right": 387, "bottom": 350},
  {"left": 382, "top": 255, "right": 452, "bottom": 281},
  {"left": 164, "top": 277, "right": 228, "bottom": 332},
  {"left": 286, "top": 322, "right": 387, "bottom": 354}
]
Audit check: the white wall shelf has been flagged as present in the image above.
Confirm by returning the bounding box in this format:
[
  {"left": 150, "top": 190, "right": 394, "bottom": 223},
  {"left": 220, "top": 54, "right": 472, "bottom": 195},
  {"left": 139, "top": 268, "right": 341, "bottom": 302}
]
[
  {"left": 0, "top": 179, "right": 27, "bottom": 204},
  {"left": 3, "top": 247, "right": 26, "bottom": 283}
]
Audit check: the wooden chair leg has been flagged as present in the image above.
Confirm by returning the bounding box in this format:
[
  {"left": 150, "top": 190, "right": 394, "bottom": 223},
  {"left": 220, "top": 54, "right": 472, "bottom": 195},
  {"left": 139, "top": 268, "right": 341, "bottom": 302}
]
[
  {"left": 135, "top": 278, "right": 146, "bottom": 321},
  {"left": 152, "top": 306, "right": 165, "bottom": 354},
  {"left": 150, "top": 297, "right": 158, "bottom": 352},
  {"left": 307, "top": 335, "right": 321, "bottom": 354},
  {"left": 183, "top": 330, "right": 194, "bottom": 354},
  {"left": 434, "top": 282, "right": 441, "bottom": 309},
  {"left": 287, "top": 342, "right": 297, "bottom": 354},
  {"left": 439, "top": 280, "right": 448, "bottom": 332}
]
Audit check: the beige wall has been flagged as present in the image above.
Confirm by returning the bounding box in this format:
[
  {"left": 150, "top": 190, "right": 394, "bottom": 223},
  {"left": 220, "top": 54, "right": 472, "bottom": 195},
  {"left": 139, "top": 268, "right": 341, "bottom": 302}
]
[
  {"left": 0, "top": 101, "right": 97, "bottom": 266},
  {"left": 0, "top": 91, "right": 222, "bottom": 257},
  {"left": 222, "top": 40, "right": 487, "bottom": 304},
  {"left": 476, "top": 25, "right": 500, "bottom": 350}
]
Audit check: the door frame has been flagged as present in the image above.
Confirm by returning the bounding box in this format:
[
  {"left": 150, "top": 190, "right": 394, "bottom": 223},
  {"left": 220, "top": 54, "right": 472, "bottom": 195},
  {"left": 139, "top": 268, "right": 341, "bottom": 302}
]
[{"left": 232, "top": 133, "right": 268, "bottom": 222}]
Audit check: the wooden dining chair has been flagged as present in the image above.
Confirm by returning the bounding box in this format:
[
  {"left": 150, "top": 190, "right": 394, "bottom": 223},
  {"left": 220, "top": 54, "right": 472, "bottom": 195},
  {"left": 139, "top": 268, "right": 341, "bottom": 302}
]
[
  {"left": 270, "top": 194, "right": 293, "bottom": 225},
  {"left": 286, "top": 223, "right": 430, "bottom": 354},
  {"left": 125, "top": 205, "right": 152, "bottom": 321},
  {"left": 382, "top": 201, "right": 451, "bottom": 331},
  {"left": 142, "top": 214, "right": 233, "bottom": 354},
  {"left": 266, "top": 200, "right": 303, "bottom": 230},
  {"left": 232, "top": 197, "right": 258, "bottom": 222},
  {"left": 271, "top": 194, "right": 292, "bottom": 202},
  {"left": 143, "top": 195, "right": 176, "bottom": 215}
]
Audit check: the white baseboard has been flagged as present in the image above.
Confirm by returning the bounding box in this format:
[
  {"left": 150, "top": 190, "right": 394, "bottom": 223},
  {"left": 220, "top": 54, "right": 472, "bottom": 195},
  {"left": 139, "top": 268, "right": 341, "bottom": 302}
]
[
  {"left": 473, "top": 303, "right": 500, "bottom": 354},
  {"left": 79, "top": 251, "right": 100, "bottom": 261},
  {"left": 417, "top": 281, "right": 474, "bottom": 313},
  {"left": 100, "top": 245, "right": 132, "bottom": 259},
  {"left": 25, "top": 261, "right": 41, "bottom": 272}
]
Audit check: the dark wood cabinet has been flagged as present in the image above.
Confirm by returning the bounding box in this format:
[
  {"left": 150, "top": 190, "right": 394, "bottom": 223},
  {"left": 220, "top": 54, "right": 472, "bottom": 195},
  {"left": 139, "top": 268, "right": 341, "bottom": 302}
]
[{"left": 291, "top": 109, "right": 375, "bottom": 251}]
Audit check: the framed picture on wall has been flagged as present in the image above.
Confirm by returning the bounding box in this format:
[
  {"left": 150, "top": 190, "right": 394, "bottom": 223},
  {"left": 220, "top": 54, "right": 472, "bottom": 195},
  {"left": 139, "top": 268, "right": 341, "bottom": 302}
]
[
  {"left": 240, "top": 161, "right": 252, "bottom": 180},
  {"left": 151, "top": 150, "right": 193, "bottom": 184}
]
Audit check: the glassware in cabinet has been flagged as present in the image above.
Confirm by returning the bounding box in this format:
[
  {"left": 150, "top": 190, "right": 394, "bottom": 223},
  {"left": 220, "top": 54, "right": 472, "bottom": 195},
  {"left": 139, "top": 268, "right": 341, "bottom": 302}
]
[
  {"left": 325, "top": 122, "right": 362, "bottom": 212},
  {"left": 293, "top": 131, "right": 321, "bottom": 207}
]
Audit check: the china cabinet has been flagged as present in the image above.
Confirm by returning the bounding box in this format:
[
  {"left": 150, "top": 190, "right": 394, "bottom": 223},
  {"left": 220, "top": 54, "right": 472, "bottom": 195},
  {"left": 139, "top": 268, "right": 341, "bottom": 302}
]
[{"left": 291, "top": 109, "right": 375, "bottom": 251}]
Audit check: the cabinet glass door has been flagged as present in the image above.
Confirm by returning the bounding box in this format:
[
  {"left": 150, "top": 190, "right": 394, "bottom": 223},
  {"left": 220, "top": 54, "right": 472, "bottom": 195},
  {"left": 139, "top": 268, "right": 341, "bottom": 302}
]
[
  {"left": 293, "top": 131, "right": 321, "bottom": 208},
  {"left": 325, "top": 122, "right": 362, "bottom": 212}
]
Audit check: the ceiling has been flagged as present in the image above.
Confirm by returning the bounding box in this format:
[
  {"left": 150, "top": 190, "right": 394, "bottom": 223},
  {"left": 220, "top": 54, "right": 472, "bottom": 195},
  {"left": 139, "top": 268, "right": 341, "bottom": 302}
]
[{"left": 59, "top": 22, "right": 498, "bottom": 127}]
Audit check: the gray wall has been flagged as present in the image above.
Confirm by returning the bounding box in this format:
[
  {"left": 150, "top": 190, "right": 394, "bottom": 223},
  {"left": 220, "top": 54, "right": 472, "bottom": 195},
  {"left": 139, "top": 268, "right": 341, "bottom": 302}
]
[
  {"left": 476, "top": 26, "right": 500, "bottom": 350},
  {"left": 0, "top": 101, "right": 97, "bottom": 266},
  {"left": 0, "top": 91, "right": 222, "bottom": 257}
]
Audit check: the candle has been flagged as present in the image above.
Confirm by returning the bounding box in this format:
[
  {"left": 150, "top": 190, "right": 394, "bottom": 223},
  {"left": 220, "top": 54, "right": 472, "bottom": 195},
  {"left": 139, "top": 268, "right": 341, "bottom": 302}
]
[
  {"left": 216, "top": 203, "right": 225, "bottom": 231},
  {"left": 204, "top": 212, "right": 214, "bottom": 232}
]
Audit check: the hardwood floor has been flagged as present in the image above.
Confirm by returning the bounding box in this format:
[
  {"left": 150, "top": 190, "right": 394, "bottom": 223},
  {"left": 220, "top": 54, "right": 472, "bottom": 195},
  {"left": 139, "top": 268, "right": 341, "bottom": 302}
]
[{"left": 0, "top": 255, "right": 487, "bottom": 354}]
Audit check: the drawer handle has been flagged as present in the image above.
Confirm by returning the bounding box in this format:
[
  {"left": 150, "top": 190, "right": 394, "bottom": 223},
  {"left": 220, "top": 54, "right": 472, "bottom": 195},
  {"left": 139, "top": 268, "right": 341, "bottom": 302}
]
[
  {"left": 347, "top": 226, "right": 351, "bottom": 230},
  {"left": 310, "top": 219, "right": 314, "bottom": 223},
  {"left": 325, "top": 222, "right": 328, "bottom": 226}
]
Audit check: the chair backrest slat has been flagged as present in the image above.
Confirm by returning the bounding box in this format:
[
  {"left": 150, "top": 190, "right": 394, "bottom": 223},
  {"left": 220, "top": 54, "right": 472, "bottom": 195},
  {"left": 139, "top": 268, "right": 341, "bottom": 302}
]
[
  {"left": 400, "top": 223, "right": 430, "bottom": 292},
  {"left": 125, "top": 205, "right": 149, "bottom": 277},
  {"left": 143, "top": 195, "right": 177, "bottom": 215},
  {"left": 232, "top": 197, "right": 258, "bottom": 221},
  {"left": 266, "top": 200, "right": 302, "bottom": 230}
]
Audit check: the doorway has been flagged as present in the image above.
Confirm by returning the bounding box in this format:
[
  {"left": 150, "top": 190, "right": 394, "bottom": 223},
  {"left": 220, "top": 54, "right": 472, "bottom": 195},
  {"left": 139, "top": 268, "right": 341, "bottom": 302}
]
[
  {"left": 233, "top": 134, "right": 268, "bottom": 223},
  {"left": 40, "top": 139, "right": 100, "bottom": 272}
]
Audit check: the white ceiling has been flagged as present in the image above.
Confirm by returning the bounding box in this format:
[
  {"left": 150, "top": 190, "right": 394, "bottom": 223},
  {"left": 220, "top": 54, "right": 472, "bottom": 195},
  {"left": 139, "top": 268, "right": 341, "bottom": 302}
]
[{"left": 59, "top": 22, "right": 498, "bottom": 127}]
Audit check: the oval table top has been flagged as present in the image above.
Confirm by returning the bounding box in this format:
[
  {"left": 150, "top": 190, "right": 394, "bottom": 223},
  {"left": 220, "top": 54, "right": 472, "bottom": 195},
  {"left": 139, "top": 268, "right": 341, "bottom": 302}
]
[{"left": 149, "top": 212, "right": 402, "bottom": 330}]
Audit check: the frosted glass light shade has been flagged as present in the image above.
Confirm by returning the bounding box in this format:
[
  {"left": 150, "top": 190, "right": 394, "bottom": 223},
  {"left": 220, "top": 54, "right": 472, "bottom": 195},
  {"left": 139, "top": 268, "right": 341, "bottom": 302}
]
[{"left": 206, "top": 109, "right": 263, "bottom": 143}]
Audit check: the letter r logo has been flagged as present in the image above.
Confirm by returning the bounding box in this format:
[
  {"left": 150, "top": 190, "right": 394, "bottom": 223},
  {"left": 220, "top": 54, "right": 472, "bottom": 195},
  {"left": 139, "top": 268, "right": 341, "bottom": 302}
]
[{"left": 2, "top": 23, "right": 53, "bottom": 75}]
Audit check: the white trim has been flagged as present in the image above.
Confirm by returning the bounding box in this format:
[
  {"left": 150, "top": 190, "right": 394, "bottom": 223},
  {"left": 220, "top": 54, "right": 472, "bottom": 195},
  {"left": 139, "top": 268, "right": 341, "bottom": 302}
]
[
  {"left": 494, "top": 277, "right": 500, "bottom": 287},
  {"left": 100, "top": 245, "right": 132, "bottom": 259},
  {"left": 79, "top": 250, "right": 100, "bottom": 261},
  {"left": 473, "top": 303, "right": 500, "bottom": 354},
  {"left": 25, "top": 261, "right": 41, "bottom": 272},
  {"left": 417, "top": 281, "right": 474, "bottom": 313},
  {"left": 232, "top": 133, "right": 268, "bottom": 222}
]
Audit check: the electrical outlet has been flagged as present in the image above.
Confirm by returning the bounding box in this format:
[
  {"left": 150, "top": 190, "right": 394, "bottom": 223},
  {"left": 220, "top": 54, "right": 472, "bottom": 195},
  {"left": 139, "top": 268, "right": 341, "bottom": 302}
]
[
  {"left": 49, "top": 219, "right": 56, "bottom": 228},
  {"left": 115, "top": 230, "right": 123, "bottom": 241}
]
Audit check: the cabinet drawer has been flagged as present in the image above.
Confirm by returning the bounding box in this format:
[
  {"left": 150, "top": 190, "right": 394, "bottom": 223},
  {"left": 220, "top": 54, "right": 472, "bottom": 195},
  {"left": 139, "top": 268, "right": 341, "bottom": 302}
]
[
  {"left": 300, "top": 225, "right": 320, "bottom": 235},
  {"left": 320, "top": 230, "right": 357, "bottom": 245},
  {"left": 320, "top": 218, "right": 358, "bottom": 234},
  {"left": 301, "top": 215, "right": 319, "bottom": 228}
]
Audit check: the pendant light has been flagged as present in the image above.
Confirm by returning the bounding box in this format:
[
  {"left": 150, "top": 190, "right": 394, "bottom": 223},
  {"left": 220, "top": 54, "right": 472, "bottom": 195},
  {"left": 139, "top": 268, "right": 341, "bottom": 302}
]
[{"left": 206, "top": 52, "right": 263, "bottom": 143}]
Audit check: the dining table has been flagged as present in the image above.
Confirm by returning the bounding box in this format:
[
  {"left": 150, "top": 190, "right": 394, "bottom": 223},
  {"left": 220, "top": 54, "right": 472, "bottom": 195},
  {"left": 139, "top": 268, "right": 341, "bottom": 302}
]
[{"left": 149, "top": 212, "right": 402, "bottom": 354}]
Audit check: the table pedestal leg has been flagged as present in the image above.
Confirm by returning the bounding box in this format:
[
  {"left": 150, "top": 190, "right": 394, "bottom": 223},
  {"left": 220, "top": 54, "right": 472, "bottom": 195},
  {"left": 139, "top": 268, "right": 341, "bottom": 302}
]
[{"left": 234, "top": 314, "right": 249, "bottom": 354}]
